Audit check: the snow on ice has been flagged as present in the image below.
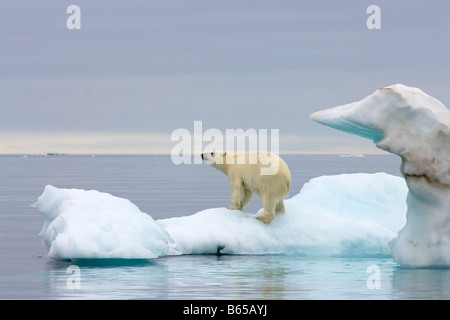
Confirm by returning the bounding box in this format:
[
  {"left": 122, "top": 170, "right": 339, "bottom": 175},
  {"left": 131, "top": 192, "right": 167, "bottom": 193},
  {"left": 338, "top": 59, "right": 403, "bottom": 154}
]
[
  {"left": 35, "top": 173, "right": 407, "bottom": 260},
  {"left": 311, "top": 84, "right": 450, "bottom": 267},
  {"left": 34, "top": 185, "right": 172, "bottom": 259}
]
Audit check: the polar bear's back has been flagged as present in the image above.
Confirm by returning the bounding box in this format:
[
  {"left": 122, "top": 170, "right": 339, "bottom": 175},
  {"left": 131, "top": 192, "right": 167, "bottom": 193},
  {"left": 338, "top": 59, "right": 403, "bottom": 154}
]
[{"left": 226, "top": 152, "right": 291, "bottom": 196}]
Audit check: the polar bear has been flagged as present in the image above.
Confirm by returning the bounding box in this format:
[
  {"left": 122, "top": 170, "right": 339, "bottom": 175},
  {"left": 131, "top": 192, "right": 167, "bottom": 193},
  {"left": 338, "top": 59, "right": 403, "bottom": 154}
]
[{"left": 201, "top": 151, "right": 291, "bottom": 224}]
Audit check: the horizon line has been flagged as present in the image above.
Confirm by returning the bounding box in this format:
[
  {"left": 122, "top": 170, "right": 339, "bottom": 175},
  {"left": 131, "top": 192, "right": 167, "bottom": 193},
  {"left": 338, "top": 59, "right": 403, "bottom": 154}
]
[{"left": 0, "top": 151, "right": 391, "bottom": 156}]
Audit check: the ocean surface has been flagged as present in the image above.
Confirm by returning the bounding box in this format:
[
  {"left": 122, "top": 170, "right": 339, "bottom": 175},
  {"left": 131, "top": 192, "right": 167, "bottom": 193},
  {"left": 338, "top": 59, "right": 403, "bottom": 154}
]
[{"left": 1, "top": 154, "right": 450, "bottom": 300}]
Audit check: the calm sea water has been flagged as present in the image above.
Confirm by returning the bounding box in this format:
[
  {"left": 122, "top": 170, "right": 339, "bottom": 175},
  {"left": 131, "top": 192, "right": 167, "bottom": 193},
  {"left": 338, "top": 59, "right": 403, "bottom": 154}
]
[{"left": 1, "top": 154, "right": 450, "bottom": 300}]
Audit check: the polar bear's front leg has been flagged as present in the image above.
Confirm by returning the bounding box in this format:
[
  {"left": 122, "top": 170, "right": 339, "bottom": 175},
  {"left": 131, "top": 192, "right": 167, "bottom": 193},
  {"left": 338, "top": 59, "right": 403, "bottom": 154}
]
[
  {"left": 227, "top": 177, "right": 244, "bottom": 210},
  {"left": 228, "top": 190, "right": 243, "bottom": 210}
]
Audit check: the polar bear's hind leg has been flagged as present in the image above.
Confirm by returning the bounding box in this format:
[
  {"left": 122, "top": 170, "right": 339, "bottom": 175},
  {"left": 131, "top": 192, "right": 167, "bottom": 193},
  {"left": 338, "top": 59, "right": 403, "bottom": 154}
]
[
  {"left": 256, "top": 195, "right": 277, "bottom": 224},
  {"left": 275, "top": 199, "right": 285, "bottom": 213}
]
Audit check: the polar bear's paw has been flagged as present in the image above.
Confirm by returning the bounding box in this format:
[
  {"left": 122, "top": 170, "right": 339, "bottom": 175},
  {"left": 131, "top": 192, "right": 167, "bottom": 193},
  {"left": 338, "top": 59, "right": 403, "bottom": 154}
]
[{"left": 256, "top": 212, "right": 275, "bottom": 225}]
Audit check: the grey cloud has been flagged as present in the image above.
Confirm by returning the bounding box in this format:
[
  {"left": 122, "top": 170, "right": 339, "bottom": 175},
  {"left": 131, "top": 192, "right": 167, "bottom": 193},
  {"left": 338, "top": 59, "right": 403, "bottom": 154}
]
[{"left": 0, "top": 0, "right": 449, "bottom": 153}]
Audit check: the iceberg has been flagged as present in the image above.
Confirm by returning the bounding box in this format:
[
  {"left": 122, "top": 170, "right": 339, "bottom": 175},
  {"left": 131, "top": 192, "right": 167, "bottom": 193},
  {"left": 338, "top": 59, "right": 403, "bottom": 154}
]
[
  {"left": 160, "top": 172, "right": 406, "bottom": 256},
  {"left": 311, "top": 84, "right": 450, "bottom": 267},
  {"left": 35, "top": 173, "right": 407, "bottom": 259},
  {"left": 34, "top": 185, "right": 172, "bottom": 259}
]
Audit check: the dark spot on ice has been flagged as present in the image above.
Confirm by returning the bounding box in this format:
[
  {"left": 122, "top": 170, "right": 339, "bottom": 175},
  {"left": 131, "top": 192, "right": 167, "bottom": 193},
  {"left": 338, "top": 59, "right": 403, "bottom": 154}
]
[{"left": 216, "top": 245, "right": 226, "bottom": 256}]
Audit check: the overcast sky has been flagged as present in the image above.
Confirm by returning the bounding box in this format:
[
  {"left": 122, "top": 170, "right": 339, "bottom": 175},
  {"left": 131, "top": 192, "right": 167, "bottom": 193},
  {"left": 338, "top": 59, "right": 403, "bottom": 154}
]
[{"left": 1, "top": 0, "right": 449, "bottom": 154}]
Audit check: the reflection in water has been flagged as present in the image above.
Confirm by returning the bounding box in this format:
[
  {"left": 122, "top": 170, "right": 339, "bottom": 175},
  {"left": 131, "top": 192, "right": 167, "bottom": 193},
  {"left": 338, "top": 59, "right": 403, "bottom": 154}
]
[
  {"left": 392, "top": 267, "right": 450, "bottom": 299},
  {"left": 162, "top": 255, "right": 295, "bottom": 300},
  {"left": 40, "top": 255, "right": 450, "bottom": 299},
  {"left": 44, "top": 255, "right": 298, "bottom": 299},
  {"left": 260, "top": 260, "right": 291, "bottom": 299},
  {"left": 44, "top": 259, "right": 169, "bottom": 299}
]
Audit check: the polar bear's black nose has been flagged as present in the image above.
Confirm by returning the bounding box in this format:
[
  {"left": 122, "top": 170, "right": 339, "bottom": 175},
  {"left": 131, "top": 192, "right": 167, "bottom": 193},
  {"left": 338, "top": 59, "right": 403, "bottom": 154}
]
[{"left": 201, "top": 153, "right": 204, "bottom": 160}]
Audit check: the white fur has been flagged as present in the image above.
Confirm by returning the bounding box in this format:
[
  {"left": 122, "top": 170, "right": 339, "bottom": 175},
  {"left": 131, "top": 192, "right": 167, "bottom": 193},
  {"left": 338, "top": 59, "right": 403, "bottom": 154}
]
[{"left": 202, "top": 151, "right": 291, "bottom": 224}]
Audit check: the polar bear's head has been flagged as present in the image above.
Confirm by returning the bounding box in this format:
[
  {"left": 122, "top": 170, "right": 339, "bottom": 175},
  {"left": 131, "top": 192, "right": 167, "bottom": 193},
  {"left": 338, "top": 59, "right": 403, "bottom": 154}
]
[{"left": 201, "top": 150, "right": 227, "bottom": 166}]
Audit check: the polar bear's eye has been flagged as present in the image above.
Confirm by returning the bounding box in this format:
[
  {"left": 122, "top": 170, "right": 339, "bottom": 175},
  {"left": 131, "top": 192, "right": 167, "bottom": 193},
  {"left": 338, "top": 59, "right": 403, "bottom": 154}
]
[{"left": 211, "top": 152, "right": 214, "bottom": 156}]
